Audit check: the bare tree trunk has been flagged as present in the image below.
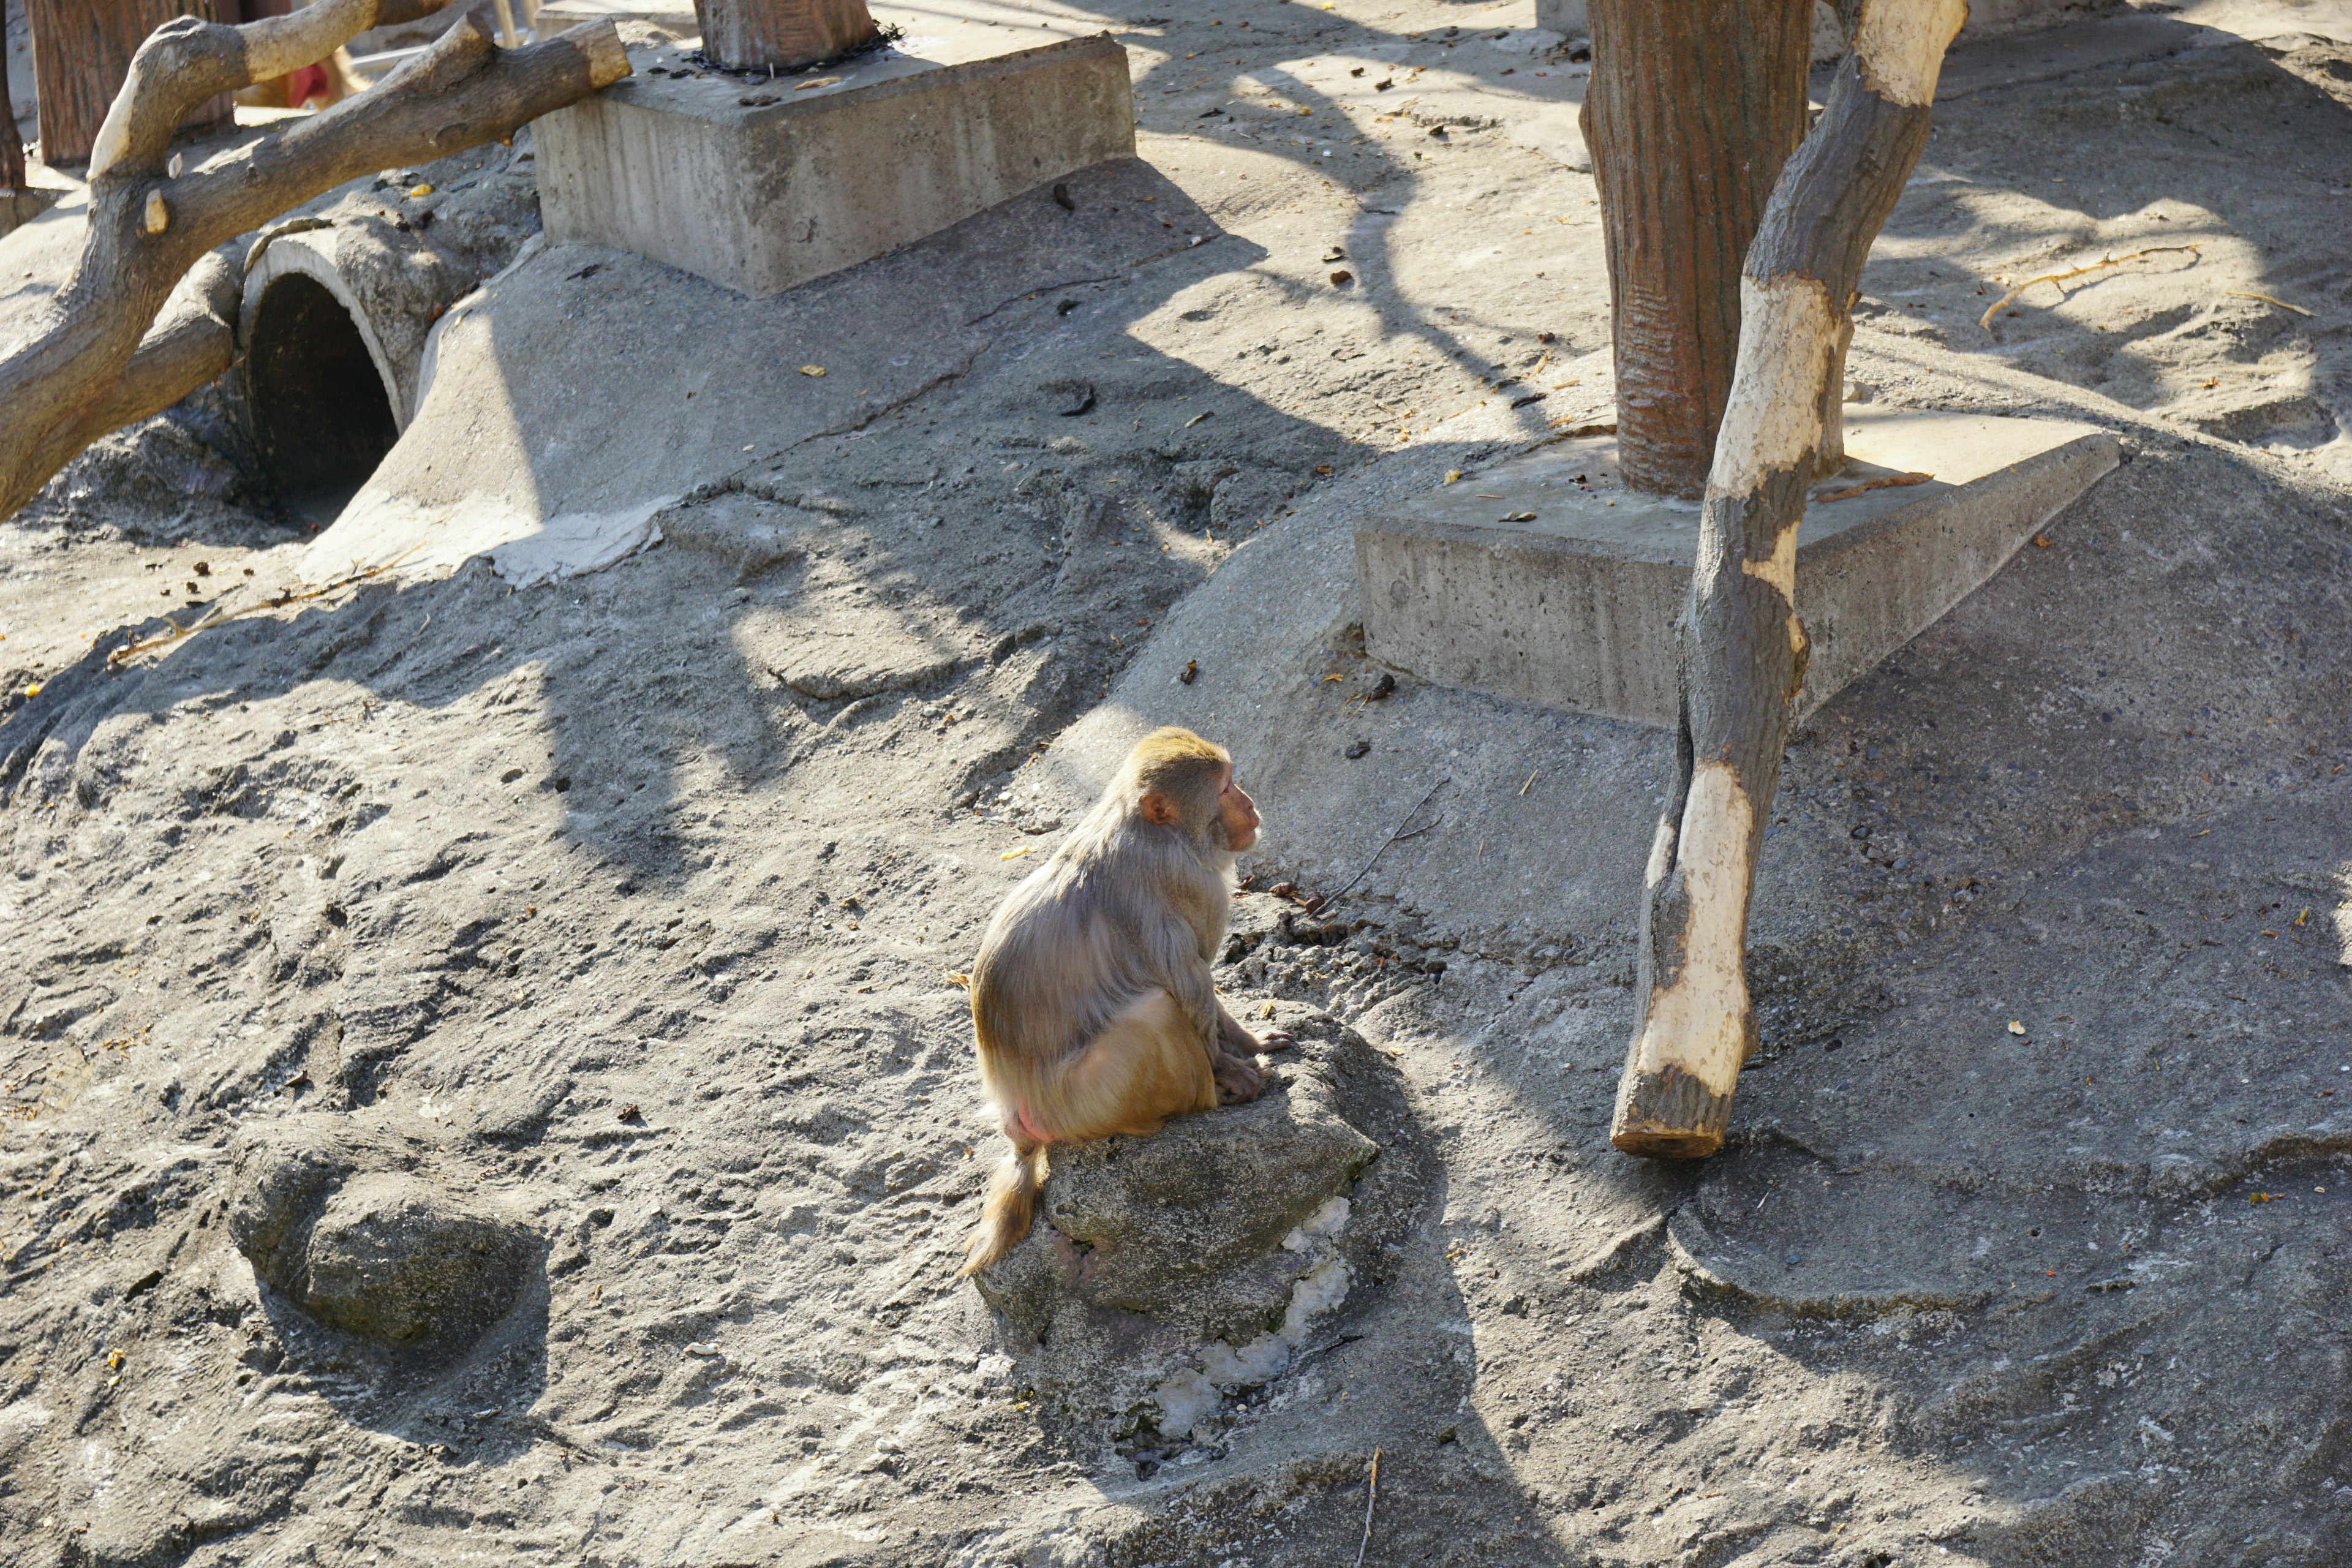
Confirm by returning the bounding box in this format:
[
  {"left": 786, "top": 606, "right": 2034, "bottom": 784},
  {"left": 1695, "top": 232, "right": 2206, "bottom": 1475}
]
[
  {"left": 1, "top": 37, "right": 23, "bottom": 195},
  {"left": 1581, "top": 0, "right": 1814, "bottom": 500},
  {"left": 692, "top": 0, "right": 877, "bottom": 72},
  {"left": 24, "top": 0, "right": 239, "bottom": 169},
  {"left": 1610, "top": 0, "right": 1964, "bottom": 1158},
  {"left": 0, "top": 1, "right": 628, "bottom": 524}
]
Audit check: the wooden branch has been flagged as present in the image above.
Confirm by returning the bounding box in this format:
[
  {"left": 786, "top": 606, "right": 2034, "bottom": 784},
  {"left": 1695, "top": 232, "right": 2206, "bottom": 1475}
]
[
  {"left": 0, "top": 13, "right": 628, "bottom": 524},
  {"left": 1977, "top": 244, "right": 2203, "bottom": 330},
  {"left": 1610, "top": 0, "right": 1965, "bottom": 1159},
  {"left": 10, "top": 251, "right": 243, "bottom": 503}
]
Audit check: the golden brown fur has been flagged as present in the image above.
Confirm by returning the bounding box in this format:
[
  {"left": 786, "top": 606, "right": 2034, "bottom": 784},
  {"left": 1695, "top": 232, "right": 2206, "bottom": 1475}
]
[
  {"left": 959, "top": 729, "right": 1273, "bottom": 1275},
  {"left": 233, "top": 48, "right": 365, "bottom": 112}
]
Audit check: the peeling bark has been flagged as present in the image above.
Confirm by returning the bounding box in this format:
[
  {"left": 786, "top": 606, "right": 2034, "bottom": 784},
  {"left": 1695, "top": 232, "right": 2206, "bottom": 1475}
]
[
  {"left": 1611, "top": 0, "right": 1965, "bottom": 1159},
  {"left": 0, "top": 4, "right": 628, "bottom": 525},
  {"left": 1581, "top": 0, "right": 1814, "bottom": 499}
]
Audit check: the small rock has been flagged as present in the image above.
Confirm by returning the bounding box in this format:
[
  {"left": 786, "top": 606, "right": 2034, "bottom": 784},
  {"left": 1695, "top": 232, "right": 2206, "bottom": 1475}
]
[
  {"left": 1344, "top": 740, "right": 1371, "bottom": 759},
  {"left": 227, "top": 1120, "right": 537, "bottom": 1350}
]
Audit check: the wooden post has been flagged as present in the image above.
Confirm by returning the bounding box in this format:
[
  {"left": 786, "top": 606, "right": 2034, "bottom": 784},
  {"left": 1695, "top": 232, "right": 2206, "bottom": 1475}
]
[
  {"left": 1580, "top": 0, "right": 1814, "bottom": 499},
  {"left": 692, "top": 0, "right": 878, "bottom": 72},
  {"left": 2, "top": 36, "right": 26, "bottom": 194},
  {"left": 1610, "top": 0, "right": 1965, "bottom": 1158},
  {"left": 24, "top": 0, "right": 237, "bottom": 168}
]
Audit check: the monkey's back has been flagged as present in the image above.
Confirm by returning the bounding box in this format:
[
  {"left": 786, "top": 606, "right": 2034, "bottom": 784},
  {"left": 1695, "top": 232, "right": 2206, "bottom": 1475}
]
[{"left": 969, "top": 802, "right": 1227, "bottom": 1069}]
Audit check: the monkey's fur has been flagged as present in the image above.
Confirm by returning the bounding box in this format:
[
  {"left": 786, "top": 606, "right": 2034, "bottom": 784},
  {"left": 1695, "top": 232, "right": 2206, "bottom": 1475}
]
[{"left": 960, "top": 729, "right": 1278, "bottom": 1275}]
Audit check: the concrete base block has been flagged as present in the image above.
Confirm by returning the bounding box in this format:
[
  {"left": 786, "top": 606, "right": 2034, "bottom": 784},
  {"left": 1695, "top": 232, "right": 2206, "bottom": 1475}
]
[
  {"left": 1356, "top": 409, "right": 2122, "bottom": 728},
  {"left": 535, "top": 15, "right": 1135, "bottom": 298}
]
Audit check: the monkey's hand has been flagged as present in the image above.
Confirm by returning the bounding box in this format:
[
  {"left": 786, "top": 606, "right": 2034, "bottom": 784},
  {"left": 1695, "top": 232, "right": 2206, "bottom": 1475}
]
[
  {"left": 1216, "top": 999, "right": 1292, "bottom": 1056},
  {"left": 1213, "top": 1047, "right": 1265, "bottom": 1105}
]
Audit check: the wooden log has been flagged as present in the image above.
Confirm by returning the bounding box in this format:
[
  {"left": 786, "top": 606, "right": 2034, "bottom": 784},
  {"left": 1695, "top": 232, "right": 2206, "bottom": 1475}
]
[
  {"left": 1580, "top": 0, "right": 1814, "bottom": 500},
  {"left": 692, "top": 0, "right": 878, "bottom": 72},
  {"left": 1610, "top": 0, "right": 1966, "bottom": 1159},
  {"left": 0, "top": 4, "right": 628, "bottom": 525}
]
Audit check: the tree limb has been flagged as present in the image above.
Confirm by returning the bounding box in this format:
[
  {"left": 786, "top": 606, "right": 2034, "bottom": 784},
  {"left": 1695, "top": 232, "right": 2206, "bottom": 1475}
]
[
  {"left": 1609, "top": 0, "right": 1966, "bottom": 1159},
  {"left": 0, "top": 9, "right": 628, "bottom": 524}
]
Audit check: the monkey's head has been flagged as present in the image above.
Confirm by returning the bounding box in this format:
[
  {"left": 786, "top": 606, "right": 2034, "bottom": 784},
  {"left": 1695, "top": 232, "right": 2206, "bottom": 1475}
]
[{"left": 1124, "top": 727, "right": 1261, "bottom": 854}]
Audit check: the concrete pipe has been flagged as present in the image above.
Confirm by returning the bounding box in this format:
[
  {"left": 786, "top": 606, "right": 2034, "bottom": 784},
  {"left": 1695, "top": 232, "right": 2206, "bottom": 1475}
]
[{"left": 237, "top": 204, "right": 514, "bottom": 519}]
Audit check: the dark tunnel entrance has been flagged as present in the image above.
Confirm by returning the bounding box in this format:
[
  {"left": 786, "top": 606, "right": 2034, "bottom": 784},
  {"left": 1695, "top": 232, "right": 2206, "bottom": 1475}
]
[{"left": 246, "top": 272, "right": 401, "bottom": 520}]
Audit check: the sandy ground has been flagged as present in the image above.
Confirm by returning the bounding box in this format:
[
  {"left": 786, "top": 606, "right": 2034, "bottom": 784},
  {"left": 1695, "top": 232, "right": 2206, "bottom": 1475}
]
[{"left": 2, "top": 4, "right": 2352, "bottom": 1567}]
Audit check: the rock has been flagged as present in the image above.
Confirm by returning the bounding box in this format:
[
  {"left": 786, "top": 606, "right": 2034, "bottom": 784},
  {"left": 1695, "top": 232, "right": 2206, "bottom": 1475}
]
[
  {"left": 227, "top": 1117, "right": 536, "bottom": 1350},
  {"left": 974, "top": 1029, "right": 1381, "bottom": 1345},
  {"left": 300, "top": 1175, "right": 535, "bottom": 1346}
]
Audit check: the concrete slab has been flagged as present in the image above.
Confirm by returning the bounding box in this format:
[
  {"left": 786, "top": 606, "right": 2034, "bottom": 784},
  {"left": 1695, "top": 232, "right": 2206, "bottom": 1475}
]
[
  {"left": 1354, "top": 409, "right": 2122, "bottom": 728},
  {"left": 533, "top": 14, "right": 1135, "bottom": 298}
]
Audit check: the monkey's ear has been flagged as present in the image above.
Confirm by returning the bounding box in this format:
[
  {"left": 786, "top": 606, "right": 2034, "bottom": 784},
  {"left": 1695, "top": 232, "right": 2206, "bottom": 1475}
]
[{"left": 1138, "top": 790, "right": 1183, "bottom": 826}]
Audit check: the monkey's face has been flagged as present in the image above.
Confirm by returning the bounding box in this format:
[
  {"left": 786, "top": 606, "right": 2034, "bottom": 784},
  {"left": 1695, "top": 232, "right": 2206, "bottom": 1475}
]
[{"left": 1216, "top": 767, "right": 1261, "bottom": 853}]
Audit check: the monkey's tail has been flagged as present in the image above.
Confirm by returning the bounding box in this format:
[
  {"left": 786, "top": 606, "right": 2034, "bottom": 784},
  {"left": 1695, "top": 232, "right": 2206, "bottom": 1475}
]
[{"left": 958, "top": 1142, "right": 1046, "bottom": 1278}]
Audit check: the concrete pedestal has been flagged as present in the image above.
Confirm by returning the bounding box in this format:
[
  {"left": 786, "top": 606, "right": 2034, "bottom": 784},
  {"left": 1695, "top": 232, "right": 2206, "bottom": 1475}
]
[
  {"left": 533, "top": 14, "right": 1134, "bottom": 298},
  {"left": 1355, "top": 409, "right": 2121, "bottom": 728}
]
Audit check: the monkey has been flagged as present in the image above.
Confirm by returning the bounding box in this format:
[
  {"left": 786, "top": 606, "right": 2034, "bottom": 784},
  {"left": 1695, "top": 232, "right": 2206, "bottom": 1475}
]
[
  {"left": 958, "top": 727, "right": 1292, "bottom": 1276},
  {"left": 234, "top": 50, "right": 366, "bottom": 114}
]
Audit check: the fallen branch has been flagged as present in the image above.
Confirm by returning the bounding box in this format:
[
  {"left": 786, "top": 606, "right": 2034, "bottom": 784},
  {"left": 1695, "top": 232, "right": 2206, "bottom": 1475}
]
[
  {"left": 1977, "top": 244, "right": 2203, "bottom": 330},
  {"left": 1352, "top": 1447, "right": 1383, "bottom": 1568},
  {"left": 106, "top": 540, "right": 426, "bottom": 668},
  {"left": 1304, "top": 777, "right": 1449, "bottom": 915},
  {"left": 0, "top": 2, "right": 628, "bottom": 524},
  {"left": 1612, "top": 0, "right": 1967, "bottom": 1159},
  {"left": 2223, "top": 289, "right": 2313, "bottom": 317},
  {"left": 1809, "top": 469, "right": 1931, "bottom": 504}
]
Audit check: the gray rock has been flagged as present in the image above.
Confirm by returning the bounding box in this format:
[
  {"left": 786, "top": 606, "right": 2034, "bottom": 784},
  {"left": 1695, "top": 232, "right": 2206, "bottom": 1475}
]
[
  {"left": 975, "top": 1019, "right": 1382, "bottom": 1345},
  {"left": 227, "top": 1117, "right": 535, "bottom": 1349}
]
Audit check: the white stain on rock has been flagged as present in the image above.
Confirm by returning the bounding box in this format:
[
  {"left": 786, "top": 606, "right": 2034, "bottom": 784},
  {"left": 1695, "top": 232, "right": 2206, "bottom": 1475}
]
[{"left": 1148, "top": 1197, "right": 1355, "bottom": 1441}]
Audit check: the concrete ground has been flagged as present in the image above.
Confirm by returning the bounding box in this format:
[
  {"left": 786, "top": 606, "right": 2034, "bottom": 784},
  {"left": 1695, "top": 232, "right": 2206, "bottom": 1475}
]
[{"left": 1, "top": 3, "right": 2351, "bottom": 1567}]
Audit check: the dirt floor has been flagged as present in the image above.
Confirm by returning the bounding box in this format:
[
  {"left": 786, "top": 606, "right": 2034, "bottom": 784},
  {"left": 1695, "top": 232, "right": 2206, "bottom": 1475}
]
[{"left": 3, "top": 3, "right": 2352, "bottom": 1566}]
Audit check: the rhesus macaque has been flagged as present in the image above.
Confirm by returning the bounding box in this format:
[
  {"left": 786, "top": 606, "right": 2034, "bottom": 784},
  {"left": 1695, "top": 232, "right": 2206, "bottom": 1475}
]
[
  {"left": 234, "top": 48, "right": 366, "bottom": 113},
  {"left": 227, "top": 0, "right": 363, "bottom": 113},
  {"left": 959, "top": 728, "right": 1291, "bottom": 1276}
]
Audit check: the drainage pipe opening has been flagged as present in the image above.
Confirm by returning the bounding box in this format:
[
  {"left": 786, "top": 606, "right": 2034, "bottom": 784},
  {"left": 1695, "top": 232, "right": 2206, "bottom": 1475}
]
[{"left": 246, "top": 272, "right": 401, "bottom": 519}]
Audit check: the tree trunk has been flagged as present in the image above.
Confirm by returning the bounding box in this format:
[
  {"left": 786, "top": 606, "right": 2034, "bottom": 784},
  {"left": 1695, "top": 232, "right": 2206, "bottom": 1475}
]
[
  {"left": 0, "top": 1, "right": 629, "bottom": 525},
  {"left": 2, "top": 32, "right": 24, "bottom": 193},
  {"left": 692, "top": 0, "right": 878, "bottom": 72},
  {"left": 24, "top": 0, "right": 241, "bottom": 169},
  {"left": 1610, "top": 0, "right": 1964, "bottom": 1158},
  {"left": 1581, "top": 0, "right": 1814, "bottom": 500}
]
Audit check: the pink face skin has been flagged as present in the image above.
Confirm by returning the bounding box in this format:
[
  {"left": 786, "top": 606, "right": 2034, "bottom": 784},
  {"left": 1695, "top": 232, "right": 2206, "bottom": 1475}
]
[
  {"left": 1216, "top": 765, "right": 1261, "bottom": 853},
  {"left": 1140, "top": 763, "right": 1260, "bottom": 850}
]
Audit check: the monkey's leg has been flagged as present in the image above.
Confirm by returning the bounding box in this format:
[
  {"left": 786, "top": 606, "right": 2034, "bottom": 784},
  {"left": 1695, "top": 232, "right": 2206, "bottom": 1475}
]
[{"left": 1055, "top": 990, "right": 1219, "bottom": 1137}]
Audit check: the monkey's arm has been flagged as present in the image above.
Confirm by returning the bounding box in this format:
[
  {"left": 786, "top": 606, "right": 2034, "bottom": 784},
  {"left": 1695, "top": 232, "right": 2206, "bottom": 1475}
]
[{"left": 1144, "top": 914, "right": 1265, "bottom": 1105}]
